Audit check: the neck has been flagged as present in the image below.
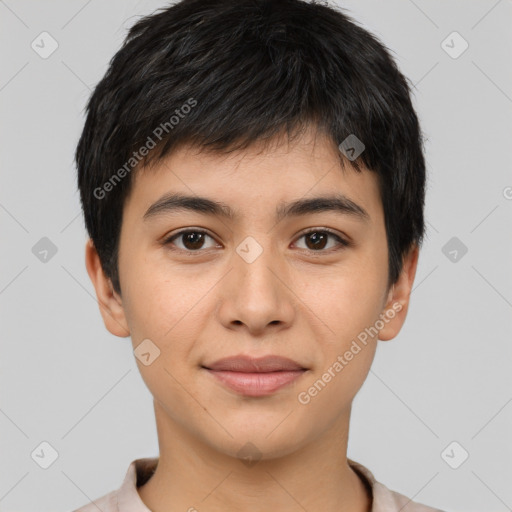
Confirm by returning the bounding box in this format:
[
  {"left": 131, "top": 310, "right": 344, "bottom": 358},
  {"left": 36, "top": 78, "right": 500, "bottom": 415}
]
[{"left": 137, "top": 401, "right": 372, "bottom": 512}]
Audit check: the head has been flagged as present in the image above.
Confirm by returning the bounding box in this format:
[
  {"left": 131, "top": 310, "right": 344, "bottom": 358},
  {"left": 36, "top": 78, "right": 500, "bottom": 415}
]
[{"left": 78, "top": 0, "right": 425, "bottom": 460}]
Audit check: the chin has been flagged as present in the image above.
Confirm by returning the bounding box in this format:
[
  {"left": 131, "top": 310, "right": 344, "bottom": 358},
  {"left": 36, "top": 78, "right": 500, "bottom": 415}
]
[{"left": 201, "top": 422, "right": 308, "bottom": 463}]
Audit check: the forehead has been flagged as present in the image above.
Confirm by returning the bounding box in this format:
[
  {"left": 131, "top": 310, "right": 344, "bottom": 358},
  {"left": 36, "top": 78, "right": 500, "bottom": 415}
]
[{"left": 125, "top": 130, "right": 383, "bottom": 225}]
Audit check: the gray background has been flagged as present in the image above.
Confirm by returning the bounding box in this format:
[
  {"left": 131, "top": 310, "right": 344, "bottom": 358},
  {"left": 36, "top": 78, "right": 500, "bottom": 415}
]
[{"left": 1, "top": 1, "right": 511, "bottom": 511}]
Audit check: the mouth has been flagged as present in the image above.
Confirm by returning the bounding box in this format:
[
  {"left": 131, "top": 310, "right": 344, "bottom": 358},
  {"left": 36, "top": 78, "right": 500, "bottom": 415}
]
[{"left": 201, "top": 355, "right": 308, "bottom": 397}]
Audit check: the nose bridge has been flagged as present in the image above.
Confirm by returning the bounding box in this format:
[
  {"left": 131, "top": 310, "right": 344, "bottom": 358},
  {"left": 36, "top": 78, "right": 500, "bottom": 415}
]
[
  {"left": 234, "top": 233, "right": 282, "bottom": 301},
  {"left": 218, "top": 233, "right": 295, "bottom": 331}
]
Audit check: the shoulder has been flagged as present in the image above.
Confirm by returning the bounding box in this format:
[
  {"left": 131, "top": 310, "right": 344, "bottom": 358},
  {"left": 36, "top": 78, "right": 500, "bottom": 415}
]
[
  {"left": 71, "top": 489, "right": 118, "bottom": 512},
  {"left": 348, "top": 458, "right": 446, "bottom": 512},
  {"left": 70, "top": 457, "right": 157, "bottom": 512},
  {"left": 381, "top": 483, "right": 446, "bottom": 512}
]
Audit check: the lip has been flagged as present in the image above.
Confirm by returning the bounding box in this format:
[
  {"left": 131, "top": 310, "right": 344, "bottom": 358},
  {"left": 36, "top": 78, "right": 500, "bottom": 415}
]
[
  {"left": 204, "top": 355, "right": 305, "bottom": 372},
  {"left": 202, "top": 355, "right": 307, "bottom": 397}
]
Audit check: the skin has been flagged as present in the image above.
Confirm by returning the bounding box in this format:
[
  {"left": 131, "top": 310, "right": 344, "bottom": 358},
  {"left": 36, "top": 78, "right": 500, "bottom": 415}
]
[{"left": 85, "top": 127, "right": 419, "bottom": 512}]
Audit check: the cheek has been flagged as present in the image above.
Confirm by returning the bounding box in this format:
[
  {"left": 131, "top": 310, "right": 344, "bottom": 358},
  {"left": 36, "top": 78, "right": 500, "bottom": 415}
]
[
  {"left": 122, "top": 265, "right": 206, "bottom": 413},
  {"left": 120, "top": 247, "right": 198, "bottom": 337},
  {"left": 302, "top": 261, "right": 386, "bottom": 345},
  {"left": 311, "top": 286, "right": 381, "bottom": 395},
  {"left": 122, "top": 257, "right": 221, "bottom": 386},
  {"left": 295, "top": 272, "right": 381, "bottom": 417}
]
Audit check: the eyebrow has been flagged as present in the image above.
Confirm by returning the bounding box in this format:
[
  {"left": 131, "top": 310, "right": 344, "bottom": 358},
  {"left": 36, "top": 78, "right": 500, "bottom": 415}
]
[{"left": 143, "top": 192, "right": 370, "bottom": 223}]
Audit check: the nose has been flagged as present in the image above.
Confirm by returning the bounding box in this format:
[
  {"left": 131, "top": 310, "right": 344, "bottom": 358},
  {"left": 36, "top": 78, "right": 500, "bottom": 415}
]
[{"left": 216, "top": 238, "right": 296, "bottom": 336}]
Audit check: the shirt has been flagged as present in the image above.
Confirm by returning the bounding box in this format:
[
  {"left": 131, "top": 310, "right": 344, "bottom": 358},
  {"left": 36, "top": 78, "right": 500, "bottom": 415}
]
[{"left": 72, "top": 457, "right": 445, "bottom": 512}]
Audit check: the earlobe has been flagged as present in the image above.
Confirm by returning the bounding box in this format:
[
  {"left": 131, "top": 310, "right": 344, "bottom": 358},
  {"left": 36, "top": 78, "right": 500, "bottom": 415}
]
[
  {"left": 84, "top": 239, "right": 130, "bottom": 338},
  {"left": 378, "top": 244, "right": 419, "bottom": 342}
]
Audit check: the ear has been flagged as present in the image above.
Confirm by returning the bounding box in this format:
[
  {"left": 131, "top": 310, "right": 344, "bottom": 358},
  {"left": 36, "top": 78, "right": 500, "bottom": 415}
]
[
  {"left": 378, "top": 244, "right": 419, "bottom": 341},
  {"left": 84, "top": 238, "right": 130, "bottom": 338}
]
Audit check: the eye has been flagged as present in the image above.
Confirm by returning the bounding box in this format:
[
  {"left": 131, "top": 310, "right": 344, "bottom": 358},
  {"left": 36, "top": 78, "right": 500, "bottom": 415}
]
[
  {"left": 163, "top": 228, "right": 351, "bottom": 253},
  {"left": 294, "top": 228, "right": 350, "bottom": 252},
  {"left": 163, "top": 229, "right": 219, "bottom": 252}
]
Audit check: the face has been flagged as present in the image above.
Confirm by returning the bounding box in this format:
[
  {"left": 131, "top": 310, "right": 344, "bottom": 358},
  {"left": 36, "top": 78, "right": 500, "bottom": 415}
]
[{"left": 86, "top": 128, "right": 418, "bottom": 461}]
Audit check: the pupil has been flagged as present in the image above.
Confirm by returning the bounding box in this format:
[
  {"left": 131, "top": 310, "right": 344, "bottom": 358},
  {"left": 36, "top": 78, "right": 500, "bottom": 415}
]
[
  {"left": 184, "top": 232, "right": 204, "bottom": 250},
  {"left": 306, "top": 232, "right": 327, "bottom": 250}
]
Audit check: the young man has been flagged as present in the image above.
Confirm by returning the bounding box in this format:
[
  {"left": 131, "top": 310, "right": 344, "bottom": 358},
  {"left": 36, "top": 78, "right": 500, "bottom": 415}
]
[{"left": 74, "top": 0, "right": 444, "bottom": 510}]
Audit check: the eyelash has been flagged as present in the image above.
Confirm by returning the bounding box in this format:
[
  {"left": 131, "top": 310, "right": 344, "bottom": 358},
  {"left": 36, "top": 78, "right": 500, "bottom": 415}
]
[{"left": 162, "top": 228, "right": 351, "bottom": 254}]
